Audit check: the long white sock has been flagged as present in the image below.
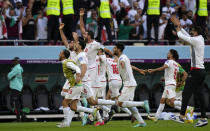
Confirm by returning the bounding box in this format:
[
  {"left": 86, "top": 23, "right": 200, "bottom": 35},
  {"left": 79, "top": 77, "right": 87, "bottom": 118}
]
[
  {"left": 77, "top": 101, "right": 85, "bottom": 118},
  {"left": 99, "top": 105, "right": 110, "bottom": 112},
  {"left": 77, "top": 106, "right": 93, "bottom": 113},
  {"left": 96, "top": 111, "right": 103, "bottom": 122},
  {"left": 121, "top": 108, "right": 132, "bottom": 116},
  {"left": 69, "top": 109, "right": 75, "bottom": 125},
  {"left": 129, "top": 107, "right": 144, "bottom": 123},
  {"left": 174, "top": 101, "right": 182, "bottom": 107},
  {"left": 121, "top": 101, "right": 144, "bottom": 108},
  {"left": 97, "top": 99, "right": 116, "bottom": 105},
  {"left": 63, "top": 107, "right": 70, "bottom": 125},
  {"left": 155, "top": 104, "right": 165, "bottom": 119},
  {"left": 174, "top": 105, "right": 181, "bottom": 110}
]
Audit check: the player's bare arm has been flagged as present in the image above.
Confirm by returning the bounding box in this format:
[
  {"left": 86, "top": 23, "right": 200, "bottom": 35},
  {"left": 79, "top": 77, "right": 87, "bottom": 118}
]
[
  {"left": 80, "top": 64, "right": 87, "bottom": 80},
  {"left": 148, "top": 64, "right": 169, "bottom": 73},
  {"left": 132, "top": 65, "right": 146, "bottom": 75},
  {"left": 59, "top": 23, "right": 69, "bottom": 48},
  {"left": 79, "top": 8, "right": 88, "bottom": 38}
]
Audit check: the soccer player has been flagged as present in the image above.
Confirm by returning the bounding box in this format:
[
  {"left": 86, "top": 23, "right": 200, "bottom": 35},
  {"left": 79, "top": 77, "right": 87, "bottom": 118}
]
[
  {"left": 57, "top": 49, "right": 98, "bottom": 127},
  {"left": 148, "top": 49, "right": 183, "bottom": 121},
  {"left": 92, "top": 49, "right": 107, "bottom": 100},
  {"left": 112, "top": 43, "right": 150, "bottom": 127},
  {"left": 171, "top": 16, "right": 208, "bottom": 127},
  {"left": 105, "top": 53, "right": 132, "bottom": 122},
  {"left": 174, "top": 63, "right": 188, "bottom": 104}
]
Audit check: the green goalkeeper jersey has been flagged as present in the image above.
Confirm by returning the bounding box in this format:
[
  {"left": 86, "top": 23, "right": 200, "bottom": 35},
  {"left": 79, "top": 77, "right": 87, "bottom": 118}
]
[{"left": 176, "top": 63, "right": 185, "bottom": 92}]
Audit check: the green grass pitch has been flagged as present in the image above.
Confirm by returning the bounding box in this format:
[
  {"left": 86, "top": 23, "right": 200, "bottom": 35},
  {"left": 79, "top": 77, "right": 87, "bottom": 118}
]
[{"left": 0, "top": 120, "right": 209, "bottom": 131}]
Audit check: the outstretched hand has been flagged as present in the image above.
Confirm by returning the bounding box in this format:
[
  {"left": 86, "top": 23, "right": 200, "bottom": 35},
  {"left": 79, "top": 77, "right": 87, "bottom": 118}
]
[
  {"left": 147, "top": 69, "right": 154, "bottom": 74},
  {"left": 80, "top": 8, "right": 85, "bottom": 16},
  {"left": 59, "top": 23, "right": 65, "bottom": 30},
  {"left": 171, "top": 16, "right": 181, "bottom": 26}
]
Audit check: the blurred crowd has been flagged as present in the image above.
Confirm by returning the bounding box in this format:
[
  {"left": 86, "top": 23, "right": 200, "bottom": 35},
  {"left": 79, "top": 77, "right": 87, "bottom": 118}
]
[{"left": 0, "top": 0, "right": 210, "bottom": 45}]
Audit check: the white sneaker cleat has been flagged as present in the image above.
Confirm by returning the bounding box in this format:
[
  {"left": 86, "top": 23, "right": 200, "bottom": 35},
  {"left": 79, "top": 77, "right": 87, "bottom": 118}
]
[
  {"left": 56, "top": 122, "right": 70, "bottom": 128},
  {"left": 195, "top": 118, "right": 208, "bottom": 127}
]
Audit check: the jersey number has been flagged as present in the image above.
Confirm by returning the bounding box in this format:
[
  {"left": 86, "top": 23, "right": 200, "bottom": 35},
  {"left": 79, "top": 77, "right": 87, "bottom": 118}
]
[{"left": 111, "top": 64, "right": 119, "bottom": 74}]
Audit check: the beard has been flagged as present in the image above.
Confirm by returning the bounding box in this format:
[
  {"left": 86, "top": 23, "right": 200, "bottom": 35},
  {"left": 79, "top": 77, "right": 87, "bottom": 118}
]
[{"left": 113, "top": 52, "right": 118, "bottom": 56}]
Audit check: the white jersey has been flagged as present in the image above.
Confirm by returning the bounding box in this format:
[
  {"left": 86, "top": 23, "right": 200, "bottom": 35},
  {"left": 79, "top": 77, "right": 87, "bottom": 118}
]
[
  {"left": 84, "top": 40, "right": 103, "bottom": 69},
  {"left": 106, "top": 58, "right": 121, "bottom": 81},
  {"left": 95, "top": 55, "right": 107, "bottom": 82},
  {"left": 164, "top": 60, "right": 179, "bottom": 86},
  {"left": 117, "top": 54, "right": 137, "bottom": 87},
  {"left": 75, "top": 52, "right": 90, "bottom": 81}
]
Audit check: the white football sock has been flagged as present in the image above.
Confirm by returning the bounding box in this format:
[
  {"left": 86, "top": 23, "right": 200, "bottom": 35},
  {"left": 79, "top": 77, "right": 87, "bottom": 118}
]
[
  {"left": 174, "top": 105, "right": 181, "bottom": 110},
  {"left": 63, "top": 107, "right": 70, "bottom": 125},
  {"left": 174, "top": 100, "right": 182, "bottom": 107},
  {"left": 121, "top": 101, "right": 144, "bottom": 108},
  {"left": 68, "top": 109, "right": 75, "bottom": 125},
  {"left": 121, "top": 108, "right": 132, "bottom": 116},
  {"left": 129, "top": 107, "right": 144, "bottom": 123},
  {"left": 96, "top": 111, "right": 103, "bottom": 122},
  {"left": 77, "top": 106, "right": 93, "bottom": 113},
  {"left": 97, "top": 99, "right": 116, "bottom": 105},
  {"left": 99, "top": 105, "right": 110, "bottom": 112},
  {"left": 155, "top": 103, "right": 165, "bottom": 119}
]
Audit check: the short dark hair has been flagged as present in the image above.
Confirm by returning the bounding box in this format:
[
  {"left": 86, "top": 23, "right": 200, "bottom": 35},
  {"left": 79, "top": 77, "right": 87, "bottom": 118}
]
[
  {"left": 63, "top": 49, "right": 70, "bottom": 59},
  {"left": 190, "top": 25, "right": 204, "bottom": 36},
  {"left": 170, "top": 49, "right": 179, "bottom": 61},
  {"left": 105, "top": 52, "right": 112, "bottom": 58},
  {"left": 78, "top": 37, "right": 86, "bottom": 50},
  {"left": 87, "top": 31, "right": 94, "bottom": 39},
  {"left": 124, "top": 19, "right": 130, "bottom": 26},
  {"left": 115, "top": 43, "right": 125, "bottom": 52}
]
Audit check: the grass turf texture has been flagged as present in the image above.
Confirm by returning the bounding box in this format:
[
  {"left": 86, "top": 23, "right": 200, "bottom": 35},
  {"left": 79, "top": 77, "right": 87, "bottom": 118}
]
[{"left": 0, "top": 120, "right": 209, "bottom": 131}]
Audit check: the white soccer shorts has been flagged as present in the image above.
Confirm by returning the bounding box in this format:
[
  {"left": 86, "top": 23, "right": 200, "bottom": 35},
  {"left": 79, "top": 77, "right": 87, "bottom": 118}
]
[
  {"left": 162, "top": 85, "right": 176, "bottom": 99},
  {"left": 118, "top": 86, "right": 136, "bottom": 102},
  {"left": 109, "top": 79, "right": 122, "bottom": 98},
  {"left": 65, "top": 85, "right": 83, "bottom": 100}
]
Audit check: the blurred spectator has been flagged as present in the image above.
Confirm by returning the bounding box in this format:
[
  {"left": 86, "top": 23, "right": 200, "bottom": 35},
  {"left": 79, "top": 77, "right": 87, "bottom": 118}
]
[
  {"left": 0, "top": 14, "right": 5, "bottom": 40},
  {"left": 111, "top": 0, "right": 120, "bottom": 13},
  {"left": 170, "top": 0, "right": 181, "bottom": 10},
  {"left": 14, "top": 0, "right": 26, "bottom": 17},
  {"left": 116, "top": 2, "right": 127, "bottom": 26},
  {"left": 62, "top": 0, "right": 74, "bottom": 40},
  {"left": 118, "top": 18, "right": 140, "bottom": 40},
  {"left": 138, "top": 0, "right": 145, "bottom": 10},
  {"left": 96, "top": 0, "right": 113, "bottom": 43},
  {"left": 86, "top": 10, "right": 98, "bottom": 38},
  {"left": 36, "top": 10, "right": 48, "bottom": 43},
  {"left": 142, "top": 0, "right": 162, "bottom": 44},
  {"left": 156, "top": 13, "right": 168, "bottom": 40},
  {"left": 3, "top": 0, "right": 12, "bottom": 17},
  {"left": 162, "top": 0, "right": 175, "bottom": 19},
  {"left": 5, "top": 7, "right": 23, "bottom": 45},
  {"left": 46, "top": 0, "right": 60, "bottom": 44},
  {"left": 129, "top": 14, "right": 144, "bottom": 40},
  {"left": 187, "top": 10, "right": 193, "bottom": 21},
  {"left": 178, "top": 4, "right": 187, "bottom": 18},
  {"left": 128, "top": 1, "right": 138, "bottom": 22},
  {"left": 180, "top": 11, "right": 192, "bottom": 32},
  {"left": 31, "top": 0, "right": 47, "bottom": 16},
  {"left": 185, "top": 0, "right": 196, "bottom": 12},
  {"left": 22, "top": 8, "right": 35, "bottom": 43},
  {"left": 195, "top": 0, "right": 208, "bottom": 39},
  {"left": 164, "top": 12, "right": 178, "bottom": 45},
  {"left": 120, "top": 0, "right": 130, "bottom": 8}
]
